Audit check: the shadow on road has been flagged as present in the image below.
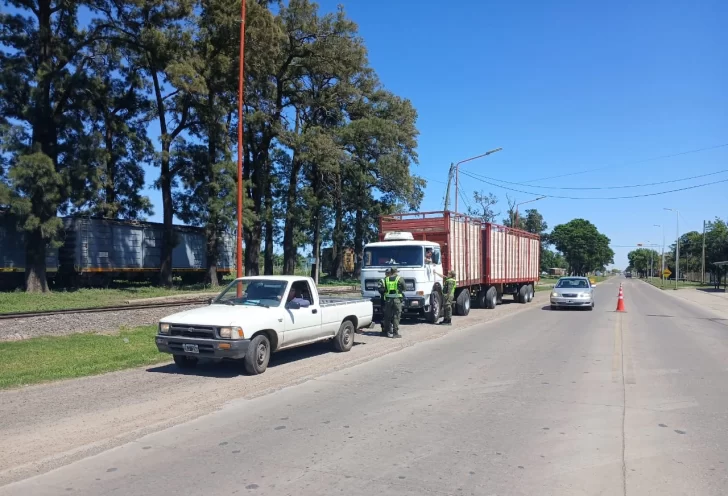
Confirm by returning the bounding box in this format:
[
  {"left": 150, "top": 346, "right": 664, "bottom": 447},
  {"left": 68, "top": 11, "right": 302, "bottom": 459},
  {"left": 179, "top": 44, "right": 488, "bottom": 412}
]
[
  {"left": 146, "top": 341, "right": 367, "bottom": 377},
  {"left": 697, "top": 287, "right": 726, "bottom": 293}
]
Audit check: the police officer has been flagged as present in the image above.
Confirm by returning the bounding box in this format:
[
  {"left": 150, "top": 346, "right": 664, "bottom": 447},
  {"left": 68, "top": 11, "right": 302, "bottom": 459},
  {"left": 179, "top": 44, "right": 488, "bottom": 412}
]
[
  {"left": 435, "top": 270, "right": 457, "bottom": 325},
  {"left": 377, "top": 268, "right": 392, "bottom": 336},
  {"left": 380, "top": 267, "right": 406, "bottom": 338}
]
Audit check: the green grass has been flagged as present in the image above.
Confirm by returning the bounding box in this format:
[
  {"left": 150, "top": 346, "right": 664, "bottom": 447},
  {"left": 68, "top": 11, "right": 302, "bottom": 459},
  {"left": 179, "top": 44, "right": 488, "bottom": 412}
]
[
  {"left": 0, "top": 326, "right": 169, "bottom": 390},
  {"left": 0, "top": 284, "right": 218, "bottom": 314},
  {"left": 643, "top": 278, "right": 710, "bottom": 290}
]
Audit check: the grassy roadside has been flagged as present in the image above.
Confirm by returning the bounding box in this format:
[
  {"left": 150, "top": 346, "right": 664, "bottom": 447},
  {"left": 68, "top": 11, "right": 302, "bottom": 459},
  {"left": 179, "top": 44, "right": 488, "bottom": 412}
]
[
  {"left": 0, "top": 285, "right": 218, "bottom": 314},
  {"left": 0, "top": 326, "right": 168, "bottom": 390},
  {"left": 643, "top": 278, "right": 711, "bottom": 290},
  {"left": 1, "top": 281, "right": 363, "bottom": 314}
]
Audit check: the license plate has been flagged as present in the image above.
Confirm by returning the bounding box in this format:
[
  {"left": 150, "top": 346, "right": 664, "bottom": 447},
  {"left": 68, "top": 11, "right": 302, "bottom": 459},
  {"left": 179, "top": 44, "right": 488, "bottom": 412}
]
[{"left": 183, "top": 344, "right": 199, "bottom": 354}]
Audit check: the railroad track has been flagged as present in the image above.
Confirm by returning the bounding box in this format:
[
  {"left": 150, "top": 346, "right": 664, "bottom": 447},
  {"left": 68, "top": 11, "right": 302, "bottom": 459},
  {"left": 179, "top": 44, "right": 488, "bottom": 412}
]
[{"left": 0, "top": 286, "right": 361, "bottom": 321}]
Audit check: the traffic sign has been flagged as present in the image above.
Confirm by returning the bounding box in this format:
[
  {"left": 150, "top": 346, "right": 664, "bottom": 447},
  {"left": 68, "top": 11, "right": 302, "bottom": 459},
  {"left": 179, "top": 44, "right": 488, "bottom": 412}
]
[{"left": 662, "top": 268, "right": 672, "bottom": 278}]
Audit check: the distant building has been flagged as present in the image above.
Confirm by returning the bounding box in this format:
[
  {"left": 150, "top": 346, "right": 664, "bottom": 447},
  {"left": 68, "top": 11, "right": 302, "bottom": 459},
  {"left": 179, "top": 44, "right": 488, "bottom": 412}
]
[{"left": 548, "top": 267, "right": 566, "bottom": 276}]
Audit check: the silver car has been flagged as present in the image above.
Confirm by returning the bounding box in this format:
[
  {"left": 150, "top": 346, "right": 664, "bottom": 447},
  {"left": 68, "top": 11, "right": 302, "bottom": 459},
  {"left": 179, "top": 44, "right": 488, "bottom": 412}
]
[{"left": 550, "top": 277, "right": 595, "bottom": 310}]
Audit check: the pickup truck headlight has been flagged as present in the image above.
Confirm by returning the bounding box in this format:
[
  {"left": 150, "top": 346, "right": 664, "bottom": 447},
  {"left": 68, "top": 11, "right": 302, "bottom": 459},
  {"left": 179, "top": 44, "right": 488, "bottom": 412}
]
[
  {"left": 220, "top": 326, "right": 244, "bottom": 339},
  {"left": 159, "top": 323, "right": 170, "bottom": 334}
]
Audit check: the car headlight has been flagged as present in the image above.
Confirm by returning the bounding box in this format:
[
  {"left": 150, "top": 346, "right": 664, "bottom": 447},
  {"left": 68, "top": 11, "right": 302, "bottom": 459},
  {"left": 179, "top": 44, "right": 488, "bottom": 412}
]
[
  {"left": 220, "top": 326, "right": 244, "bottom": 339},
  {"left": 551, "top": 292, "right": 558, "bottom": 297},
  {"left": 159, "top": 323, "right": 170, "bottom": 334},
  {"left": 580, "top": 293, "right": 591, "bottom": 298}
]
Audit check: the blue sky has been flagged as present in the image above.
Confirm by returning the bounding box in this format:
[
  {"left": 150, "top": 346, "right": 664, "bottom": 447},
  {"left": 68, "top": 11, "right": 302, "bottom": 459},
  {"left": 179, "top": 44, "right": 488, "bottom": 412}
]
[{"left": 129, "top": 1, "right": 726, "bottom": 267}]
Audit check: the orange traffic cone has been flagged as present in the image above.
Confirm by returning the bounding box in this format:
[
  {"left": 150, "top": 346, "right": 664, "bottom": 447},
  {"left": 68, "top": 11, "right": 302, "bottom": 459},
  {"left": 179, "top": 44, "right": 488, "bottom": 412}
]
[{"left": 616, "top": 284, "right": 626, "bottom": 312}]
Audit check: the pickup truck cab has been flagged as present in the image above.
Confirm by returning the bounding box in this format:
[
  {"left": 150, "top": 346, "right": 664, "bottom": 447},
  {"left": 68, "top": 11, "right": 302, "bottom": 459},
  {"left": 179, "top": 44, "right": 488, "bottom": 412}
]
[{"left": 155, "top": 276, "right": 373, "bottom": 374}]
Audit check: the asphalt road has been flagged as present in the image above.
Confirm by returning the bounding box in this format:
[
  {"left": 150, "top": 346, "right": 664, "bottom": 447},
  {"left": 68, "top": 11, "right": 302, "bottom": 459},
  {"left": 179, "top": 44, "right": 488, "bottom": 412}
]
[{"left": 2, "top": 278, "right": 727, "bottom": 495}]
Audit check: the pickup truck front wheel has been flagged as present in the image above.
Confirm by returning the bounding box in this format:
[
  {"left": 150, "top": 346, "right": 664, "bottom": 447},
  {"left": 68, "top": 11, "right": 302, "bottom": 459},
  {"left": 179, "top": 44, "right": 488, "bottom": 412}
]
[
  {"left": 333, "top": 320, "right": 355, "bottom": 352},
  {"left": 243, "top": 334, "right": 271, "bottom": 375}
]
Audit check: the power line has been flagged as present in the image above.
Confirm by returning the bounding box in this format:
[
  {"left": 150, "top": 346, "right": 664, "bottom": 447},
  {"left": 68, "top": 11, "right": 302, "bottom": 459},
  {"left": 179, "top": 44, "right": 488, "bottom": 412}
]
[
  {"left": 463, "top": 168, "right": 728, "bottom": 190},
  {"left": 459, "top": 170, "right": 728, "bottom": 200},
  {"left": 516, "top": 142, "right": 728, "bottom": 184}
]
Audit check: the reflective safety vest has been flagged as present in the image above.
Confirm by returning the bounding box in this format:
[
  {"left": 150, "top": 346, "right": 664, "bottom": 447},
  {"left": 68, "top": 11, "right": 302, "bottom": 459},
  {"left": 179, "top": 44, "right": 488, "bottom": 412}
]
[
  {"left": 385, "top": 276, "right": 402, "bottom": 298},
  {"left": 444, "top": 277, "right": 456, "bottom": 298}
]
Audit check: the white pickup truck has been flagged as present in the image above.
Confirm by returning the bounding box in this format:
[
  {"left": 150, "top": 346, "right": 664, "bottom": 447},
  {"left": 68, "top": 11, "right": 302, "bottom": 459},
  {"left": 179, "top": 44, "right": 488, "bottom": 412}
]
[{"left": 155, "top": 276, "right": 373, "bottom": 374}]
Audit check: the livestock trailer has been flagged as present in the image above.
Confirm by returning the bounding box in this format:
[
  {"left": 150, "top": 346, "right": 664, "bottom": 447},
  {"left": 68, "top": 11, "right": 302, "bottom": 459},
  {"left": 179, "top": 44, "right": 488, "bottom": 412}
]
[{"left": 370, "top": 211, "right": 539, "bottom": 319}]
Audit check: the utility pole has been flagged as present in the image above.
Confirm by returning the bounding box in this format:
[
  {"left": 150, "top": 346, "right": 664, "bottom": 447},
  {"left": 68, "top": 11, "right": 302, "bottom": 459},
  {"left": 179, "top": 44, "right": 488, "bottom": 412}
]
[
  {"left": 655, "top": 224, "right": 664, "bottom": 286},
  {"left": 702, "top": 220, "right": 706, "bottom": 285},
  {"left": 453, "top": 148, "right": 502, "bottom": 214},
  {"left": 664, "top": 208, "right": 679, "bottom": 289}
]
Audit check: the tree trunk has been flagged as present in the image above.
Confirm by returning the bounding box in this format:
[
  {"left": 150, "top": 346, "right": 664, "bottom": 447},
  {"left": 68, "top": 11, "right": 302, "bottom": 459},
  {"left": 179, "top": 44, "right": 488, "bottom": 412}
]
[
  {"left": 310, "top": 207, "right": 321, "bottom": 282},
  {"left": 332, "top": 176, "right": 344, "bottom": 280},
  {"left": 243, "top": 146, "right": 264, "bottom": 276},
  {"left": 25, "top": 230, "right": 50, "bottom": 293},
  {"left": 151, "top": 70, "right": 174, "bottom": 287},
  {"left": 263, "top": 168, "right": 274, "bottom": 275},
  {"left": 354, "top": 208, "right": 364, "bottom": 278},
  {"left": 159, "top": 164, "right": 174, "bottom": 287},
  {"left": 205, "top": 225, "right": 219, "bottom": 287},
  {"left": 24, "top": 0, "right": 56, "bottom": 293},
  {"left": 103, "top": 124, "right": 117, "bottom": 217},
  {"left": 283, "top": 156, "right": 301, "bottom": 275},
  {"left": 205, "top": 99, "right": 219, "bottom": 287}
]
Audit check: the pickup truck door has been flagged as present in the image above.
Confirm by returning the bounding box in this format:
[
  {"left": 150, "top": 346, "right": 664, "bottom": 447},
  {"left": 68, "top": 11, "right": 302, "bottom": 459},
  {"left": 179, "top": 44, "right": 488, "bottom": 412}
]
[{"left": 282, "top": 281, "right": 323, "bottom": 346}]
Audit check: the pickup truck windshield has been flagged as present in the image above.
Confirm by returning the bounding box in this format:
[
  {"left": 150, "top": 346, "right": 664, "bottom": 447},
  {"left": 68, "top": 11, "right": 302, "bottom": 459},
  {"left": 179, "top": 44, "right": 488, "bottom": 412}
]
[
  {"left": 215, "top": 279, "right": 288, "bottom": 307},
  {"left": 363, "top": 246, "right": 423, "bottom": 268}
]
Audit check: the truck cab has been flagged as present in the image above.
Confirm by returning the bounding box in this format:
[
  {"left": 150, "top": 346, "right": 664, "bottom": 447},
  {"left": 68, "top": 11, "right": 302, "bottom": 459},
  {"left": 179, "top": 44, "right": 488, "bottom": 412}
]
[{"left": 360, "top": 232, "right": 444, "bottom": 323}]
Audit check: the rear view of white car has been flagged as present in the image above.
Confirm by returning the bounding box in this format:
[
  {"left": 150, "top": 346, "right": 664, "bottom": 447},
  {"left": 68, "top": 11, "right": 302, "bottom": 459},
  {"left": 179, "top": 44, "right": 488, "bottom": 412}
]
[{"left": 155, "top": 276, "right": 373, "bottom": 374}]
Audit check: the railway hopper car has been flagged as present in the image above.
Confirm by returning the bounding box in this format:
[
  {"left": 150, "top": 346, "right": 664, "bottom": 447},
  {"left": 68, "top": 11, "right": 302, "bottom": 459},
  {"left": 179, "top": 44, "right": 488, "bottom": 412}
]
[{"left": 58, "top": 218, "right": 235, "bottom": 285}]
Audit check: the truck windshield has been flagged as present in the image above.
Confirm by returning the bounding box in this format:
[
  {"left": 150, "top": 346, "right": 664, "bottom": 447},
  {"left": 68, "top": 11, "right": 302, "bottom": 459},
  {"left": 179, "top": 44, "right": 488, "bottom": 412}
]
[
  {"left": 214, "top": 279, "right": 287, "bottom": 307},
  {"left": 363, "top": 246, "right": 423, "bottom": 268}
]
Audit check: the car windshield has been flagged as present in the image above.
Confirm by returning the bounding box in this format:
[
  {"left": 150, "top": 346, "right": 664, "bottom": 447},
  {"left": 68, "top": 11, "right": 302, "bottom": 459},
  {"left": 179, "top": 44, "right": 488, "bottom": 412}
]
[
  {"left": 556, "top": 278, "right": 590, "bottom": 289},
  {"left": 214, "top": 279, "right": 288, "bottom": 307},
  {"left": 363, "top": 246, "right": 424, "bottom": 268}
]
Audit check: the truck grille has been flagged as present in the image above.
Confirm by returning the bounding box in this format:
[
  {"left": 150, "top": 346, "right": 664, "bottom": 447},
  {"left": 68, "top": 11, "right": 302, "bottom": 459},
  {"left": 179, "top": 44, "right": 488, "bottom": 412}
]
[
  {"left": 364, "top": 278, "right": 416, "bottom": 291},
  {"left": 169, "top": 324, "right": 216, "bottom": 339}
]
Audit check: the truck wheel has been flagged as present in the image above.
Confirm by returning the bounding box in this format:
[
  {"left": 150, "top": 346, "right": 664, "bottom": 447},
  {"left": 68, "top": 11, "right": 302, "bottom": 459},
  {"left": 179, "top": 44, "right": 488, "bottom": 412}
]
[
  {"left": 455, "top": 290, "right": 471, "bottom": 316},
  {"left": 243, "top": 334, "right": 271, "bottom": 375},
  {"left": 485, "top": 287, "right": 497, "bottom": 309},
  {"left": 518, "top": 285, "right": 528, "bottom": 304},
  {"left": 333, "top": 320, "right": 355, "bottom": 352},
  {"left": 476, "top": 289, "right": 487, "bottom": 308},
  {"left": 425, "top": 292, "right": 442, "bottom": 323},
  {"left": 526, "top": 285, "right": 534, "bottom": 302},
  {"left": 173, "top": 355, "right": 198, "bottom": 369}
]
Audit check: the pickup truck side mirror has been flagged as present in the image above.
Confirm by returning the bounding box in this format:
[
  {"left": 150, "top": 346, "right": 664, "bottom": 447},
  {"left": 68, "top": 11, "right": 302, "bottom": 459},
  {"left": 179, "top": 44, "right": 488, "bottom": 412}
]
[{"left": 287, "top": 301, "right": 301, "bottom": 310}]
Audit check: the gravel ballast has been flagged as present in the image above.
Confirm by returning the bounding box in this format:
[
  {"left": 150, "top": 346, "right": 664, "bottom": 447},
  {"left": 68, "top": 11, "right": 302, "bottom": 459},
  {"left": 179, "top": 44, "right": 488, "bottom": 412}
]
[{"left": 0, "top": 304, "right": 204, "bottom": 341}]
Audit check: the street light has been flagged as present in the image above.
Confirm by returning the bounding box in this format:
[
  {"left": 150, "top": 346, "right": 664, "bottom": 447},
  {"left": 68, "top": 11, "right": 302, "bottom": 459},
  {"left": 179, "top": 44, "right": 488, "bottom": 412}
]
[
  {"left": 236, "top": 0, "right": 247, "bottom": 294},
  {"left": 664, "top": 208, "right": 679, "bottom": 289},
  {"left": 454, "top": 148, "right": 503, "bottom": 214},
  {"left": 513, "top": 196, "right": 547, "bottom": 227},
  {"left": 654, "top": 224, "right": 664, "bottom": 285}
]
